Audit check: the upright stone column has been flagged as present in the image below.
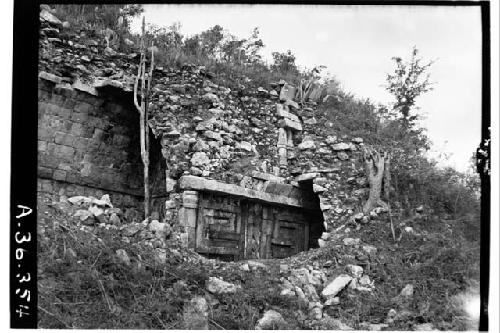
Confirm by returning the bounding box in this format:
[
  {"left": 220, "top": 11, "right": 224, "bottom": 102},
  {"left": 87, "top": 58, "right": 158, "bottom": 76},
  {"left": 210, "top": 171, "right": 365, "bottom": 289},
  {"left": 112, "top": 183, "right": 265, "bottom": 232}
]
[
  {"left": 277, "top": 127, "right": 288, "bottom": 167},
  {"left": 178, "top": 190, "right": 199, "bottom": 248}
]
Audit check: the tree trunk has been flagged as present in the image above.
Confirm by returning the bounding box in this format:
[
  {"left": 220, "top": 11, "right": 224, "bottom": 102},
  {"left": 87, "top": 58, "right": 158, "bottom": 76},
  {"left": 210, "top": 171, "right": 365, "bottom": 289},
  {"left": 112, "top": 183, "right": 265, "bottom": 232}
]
[
  {"left": 363, "top": 148, "right": 389, "bottom": 213},
  {"left": 383, "top": 154, "right": 391, "bottom": 201},
  {"left": 133, "top": 17, "right": 151, "bottom": 219}
]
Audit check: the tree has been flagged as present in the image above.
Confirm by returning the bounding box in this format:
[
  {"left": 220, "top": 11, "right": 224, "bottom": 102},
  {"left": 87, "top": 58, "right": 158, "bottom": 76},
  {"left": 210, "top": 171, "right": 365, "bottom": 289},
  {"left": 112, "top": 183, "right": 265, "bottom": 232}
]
[
  {"left": 271, "top": 50, "right": 299, "bottom": 75},
  {"left": 134, "top": 17, "right": 155, "bottom": 218},
  {"left": 385, "top": 46, "right": 435, "bottom": 130},
  {"left": 362, "top": 147, "right": 390, "bottom": 213}
]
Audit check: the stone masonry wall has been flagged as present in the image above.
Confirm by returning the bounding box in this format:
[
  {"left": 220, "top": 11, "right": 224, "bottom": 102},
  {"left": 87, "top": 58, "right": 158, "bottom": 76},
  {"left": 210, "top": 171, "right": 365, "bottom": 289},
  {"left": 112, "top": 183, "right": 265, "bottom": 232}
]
[{"left": 38, "top": 77, "right": 144, "bottom": 208}]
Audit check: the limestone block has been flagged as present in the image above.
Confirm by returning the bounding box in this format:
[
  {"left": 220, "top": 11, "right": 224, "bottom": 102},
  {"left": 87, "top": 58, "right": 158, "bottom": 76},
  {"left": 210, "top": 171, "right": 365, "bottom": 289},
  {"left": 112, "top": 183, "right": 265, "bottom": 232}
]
[
  {"left": 277, "top": 127, "right": 287, "bottom": 147},
  {"left": 181, "top": 190, "right": 199, "bottom": 209},
  {"left": 278, "top": 146, "right": 287, "bottom": 166},
  {"left": 279, "top": 84, "right": 297, "bottom": 102},
  {"left": 295, "top": 173, "right": 319, "bottom": 182},
  {"left": 278, "top": 118, "right": 302, "bottom": 131},
  {"left": 276, "top": 104, "right": 300, "bottom": 122},
  {"left": 321, "top": 274, "right": 353, "bottom": 298}
]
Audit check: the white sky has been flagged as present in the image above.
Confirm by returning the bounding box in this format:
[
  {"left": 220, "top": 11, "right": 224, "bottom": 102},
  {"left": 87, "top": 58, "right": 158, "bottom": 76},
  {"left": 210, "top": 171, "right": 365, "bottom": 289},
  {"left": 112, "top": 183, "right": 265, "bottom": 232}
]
[{"left": 131, "top": 4, "right": 482, "bottom": 172}]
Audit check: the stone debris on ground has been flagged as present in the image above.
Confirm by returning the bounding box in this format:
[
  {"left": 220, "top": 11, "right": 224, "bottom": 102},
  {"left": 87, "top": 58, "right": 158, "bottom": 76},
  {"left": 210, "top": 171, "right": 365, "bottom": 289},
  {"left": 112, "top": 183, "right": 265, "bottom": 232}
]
[
  {"left": 255, "top": 309, "right": 287, "bottom": 330},
  {"left": 206, "top": 276, "right": 241, "bottom": 294}
]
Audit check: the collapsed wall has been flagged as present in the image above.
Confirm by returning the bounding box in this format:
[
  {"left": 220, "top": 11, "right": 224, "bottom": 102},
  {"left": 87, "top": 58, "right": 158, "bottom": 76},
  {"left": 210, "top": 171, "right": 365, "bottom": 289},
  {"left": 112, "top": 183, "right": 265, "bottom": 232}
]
[{"left": 38, "top": 13, "right": 373, "bottom": 258}]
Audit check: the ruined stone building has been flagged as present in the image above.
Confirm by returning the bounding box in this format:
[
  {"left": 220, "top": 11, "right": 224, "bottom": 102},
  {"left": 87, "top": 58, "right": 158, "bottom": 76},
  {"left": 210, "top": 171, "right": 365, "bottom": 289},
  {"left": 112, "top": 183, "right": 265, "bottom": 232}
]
[{"left": 38, "top": 17, "right": 369, "bottom": 260}]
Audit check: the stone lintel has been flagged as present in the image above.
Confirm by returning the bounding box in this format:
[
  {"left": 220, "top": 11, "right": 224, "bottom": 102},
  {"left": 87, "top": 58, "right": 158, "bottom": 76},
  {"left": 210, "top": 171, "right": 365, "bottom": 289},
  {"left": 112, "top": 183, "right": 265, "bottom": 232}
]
[
  {"left": 276, "top": 104, "right": 300, "bottom": 123},
  {"left": 295, "top": 173, "right": 319, "bottom": 182},
  {"left": 39, "top": 71, "right": 62, "bottom": 84},
  {"left": 179, "top": 176, "right": 315, "bottom": 209},
  {"left": 72, "top": 79, "right": 98, "bottom": 96},
  {"left": 278, "top": 118, "right": 302, "bottom": 131}
]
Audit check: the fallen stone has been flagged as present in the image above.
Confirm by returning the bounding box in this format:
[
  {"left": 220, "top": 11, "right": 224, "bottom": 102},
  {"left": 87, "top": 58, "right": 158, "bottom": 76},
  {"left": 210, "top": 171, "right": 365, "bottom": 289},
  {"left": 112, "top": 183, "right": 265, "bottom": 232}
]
[
  {"left": 68, "top": 196, "right": 91, "bottom": 206},
  {"left": 247, "top": 260, "right": 267, "bottom": 270},
  {"left": 321, "top": 274, "right": 353, "bottom": 298},
  {"left": 359, "top": 275, "right": 373, "bottom": 287},
  {"left": 40, "top": 9, "right": 62, "bottom": 26},
  {"left": 255, "top": 309, "right": 287, "bottom": 330},
  {"left": 346, "top": 264, "right": 364, "bottom": 278},
  {"left": 115, "top": 249, "right": 130, "bottom": 265},
  {"left": 400, "top": 284, "right": 414, "bottom": 297},
  {"left": 309, "top": 306, "right": 323, "bottom": 320},
  {"left": 206, "top": 277, "right": 240, "bottom": 294},
  {"left": 88, "top": 205, "right": 104, "bottom": 218}
]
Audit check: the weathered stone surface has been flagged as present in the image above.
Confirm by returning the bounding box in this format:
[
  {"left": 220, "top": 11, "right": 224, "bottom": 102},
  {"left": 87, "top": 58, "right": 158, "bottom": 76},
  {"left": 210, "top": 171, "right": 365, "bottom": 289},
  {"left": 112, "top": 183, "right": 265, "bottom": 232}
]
[
  {"left": 72, "top": 80, "right": 98, "bottom": 96},
  {"left": 255, "top": 310, "right": 287, "bottom": 330},
  {"left": 298, "top": 139, "right": 316, "bottom": 150},
  {"left": 295, "top": 173, "right": 318, "bottom": 182},
  {"left": 179, "top": 176, "right": 316, "bottom": 209},
  {"left": 331, "top": 142, "right": 352, "bottom": 151},
  {"left": 324, "top": 297, "right": 340, "bottom": 306},
  {"left": 346, "top": 264, "right": 364, "bottom": 278},
  {"left": 39, "top": 71, "right": 62, "bottom": 84},
  {"left": 206, "top": 277, "right": 240, "bottom": 294},
  {"left": 284, "top": 99, "right": 300, "bottom": 110},
  {"left": 276, "top": 104, "right": 300, "bottom": 122},
  {"left": 40, "top": 9, "right": 62, "bottom": 26},
  {"left": 190, "top": 152, "right": 210, "bottom": 167},
  {"left": 400, "top": 284, "right": 414, "bottom": 297},
  {"left": 115, "top": 249, "right": 130, "bottom": 265},
  {"left": 278, "top": 118, "right": 302, "bottom": 131},
  {"left": 279, "top": 84, "right": 297, "bottom": 101},
  {"left": 235, "top": 141, "right": 255, "bottom": 152},
  {"left": 321, "top": 274, "right": 353, "bottom": 298}
]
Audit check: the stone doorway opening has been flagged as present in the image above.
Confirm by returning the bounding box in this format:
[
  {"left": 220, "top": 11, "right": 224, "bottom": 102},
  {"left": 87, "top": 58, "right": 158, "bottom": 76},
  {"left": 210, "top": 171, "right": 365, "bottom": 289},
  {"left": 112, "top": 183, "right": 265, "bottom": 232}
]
[{"left": 178, "top": 176, "right": 325, "bottom": 261}]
